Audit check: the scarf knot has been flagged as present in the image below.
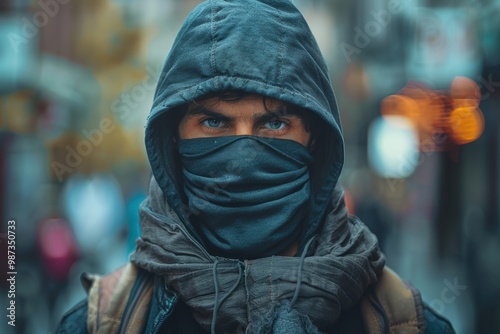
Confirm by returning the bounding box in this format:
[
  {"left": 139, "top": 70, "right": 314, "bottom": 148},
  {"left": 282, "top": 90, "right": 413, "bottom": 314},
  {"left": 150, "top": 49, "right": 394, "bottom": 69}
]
[{"left": 131, "top": 178, "right": 385, "bottom": 333}]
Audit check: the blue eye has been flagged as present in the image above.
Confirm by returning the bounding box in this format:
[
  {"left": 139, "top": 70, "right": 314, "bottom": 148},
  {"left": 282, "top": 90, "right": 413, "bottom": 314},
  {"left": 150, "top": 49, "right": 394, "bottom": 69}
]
[
  {"left": 202, "top": 118, "right": 224, "bottom": 128},
  {"left": 264, "top": 120, "right": 286, "bottom": 130}
]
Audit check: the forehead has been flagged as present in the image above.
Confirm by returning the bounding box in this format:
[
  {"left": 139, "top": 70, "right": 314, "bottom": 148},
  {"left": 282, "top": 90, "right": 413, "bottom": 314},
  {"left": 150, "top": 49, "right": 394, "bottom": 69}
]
[{"left": 187, "top": 94, "right": 286, "bottom": 114}]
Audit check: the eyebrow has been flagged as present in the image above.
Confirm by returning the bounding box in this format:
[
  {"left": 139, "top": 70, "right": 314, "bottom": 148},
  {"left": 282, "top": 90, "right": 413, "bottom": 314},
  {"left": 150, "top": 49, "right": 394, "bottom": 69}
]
[
  {"left": 186, "top": 106, "right": 233, "bottom": 122},
  {"left": 186, "top": 105, "right": 301, "bottom": 123}
]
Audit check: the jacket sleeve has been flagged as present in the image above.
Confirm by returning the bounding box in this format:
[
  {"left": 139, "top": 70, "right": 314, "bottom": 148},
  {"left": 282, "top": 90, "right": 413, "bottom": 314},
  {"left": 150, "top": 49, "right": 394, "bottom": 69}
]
[
  {"left": 54, "top": 298, "right": 88, "bottom": 334},
  {"left": 423, "top": 303, "right": 456, "bottom": 334}
]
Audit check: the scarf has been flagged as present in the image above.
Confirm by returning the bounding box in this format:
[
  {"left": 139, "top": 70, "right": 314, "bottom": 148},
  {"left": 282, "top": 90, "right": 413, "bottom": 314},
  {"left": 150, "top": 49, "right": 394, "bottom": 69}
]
[
  {"left": 178, "top": 136, "right": 313, "bottom": 259},
  {"left": 131, "top": 178, "right": 385, "bottom": 333}
]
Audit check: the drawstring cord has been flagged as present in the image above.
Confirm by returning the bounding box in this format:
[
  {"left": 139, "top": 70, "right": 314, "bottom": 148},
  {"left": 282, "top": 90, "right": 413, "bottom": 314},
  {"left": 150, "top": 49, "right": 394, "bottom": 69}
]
[
  {"left": 211, "top": 260, "right": 220, "bottom": 334},
  {"left": 211, "top": 237, "right": 314, "bottom": 332},
  {"left": 211, "top": 260, "right": 244, "bottom": 334},
  {"left": 290, "top": 237, "right": 315, "bottom": 309}
]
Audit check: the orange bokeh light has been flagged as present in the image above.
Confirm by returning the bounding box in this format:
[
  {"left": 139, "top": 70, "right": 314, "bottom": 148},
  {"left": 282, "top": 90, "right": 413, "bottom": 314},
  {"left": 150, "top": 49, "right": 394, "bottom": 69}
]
[
  {"left": 380, "top": 77, "right": 485, "bottom": 149},
  {"left": 448, "top": 106, "right": 485, "bottom": 145},
  {"left": 450, "top": 76, "right": 481, "bottom": 104}
]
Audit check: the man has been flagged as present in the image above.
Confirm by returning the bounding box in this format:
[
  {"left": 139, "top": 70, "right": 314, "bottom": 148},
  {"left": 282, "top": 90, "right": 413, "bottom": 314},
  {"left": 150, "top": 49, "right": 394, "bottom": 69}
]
[{"left": 57, "top": 0, "right": 455, "bottom": 333}]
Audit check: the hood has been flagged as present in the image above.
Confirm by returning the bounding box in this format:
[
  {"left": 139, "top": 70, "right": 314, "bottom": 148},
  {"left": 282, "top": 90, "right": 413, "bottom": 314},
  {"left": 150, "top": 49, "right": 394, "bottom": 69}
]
[{"left": 145, "top": 0, "right": 344, "bottom": 253}]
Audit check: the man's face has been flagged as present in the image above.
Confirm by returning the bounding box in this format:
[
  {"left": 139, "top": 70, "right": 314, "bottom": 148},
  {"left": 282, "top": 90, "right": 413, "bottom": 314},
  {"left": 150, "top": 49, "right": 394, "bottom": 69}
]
[{"left": 178, "top": 94, "right": 311, "bottom": 146}]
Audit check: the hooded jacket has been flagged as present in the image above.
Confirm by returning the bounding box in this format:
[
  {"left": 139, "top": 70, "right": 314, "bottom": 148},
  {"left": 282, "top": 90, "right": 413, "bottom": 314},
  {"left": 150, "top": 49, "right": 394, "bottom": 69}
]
[
  {"left": 56, "top": 0, "right": 455, "bottom": 333},
  {"left": 134, "top": 1, "right": 385, "bottom": 329},
  {"left": 145, "top": 0, "right": 344, "bottom": 252}
]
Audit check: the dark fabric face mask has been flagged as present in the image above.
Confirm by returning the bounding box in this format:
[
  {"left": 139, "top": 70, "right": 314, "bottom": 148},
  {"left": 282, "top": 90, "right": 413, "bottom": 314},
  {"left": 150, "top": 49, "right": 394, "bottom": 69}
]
[{"left": 178, "top": 136, "right": 313, "bottom": 259}]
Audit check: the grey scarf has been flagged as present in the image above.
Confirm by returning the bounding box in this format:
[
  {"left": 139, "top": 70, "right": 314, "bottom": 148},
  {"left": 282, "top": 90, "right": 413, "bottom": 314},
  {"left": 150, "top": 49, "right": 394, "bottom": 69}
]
[{"left": 131, "top": 178, "right": 385, "bottom": 333}]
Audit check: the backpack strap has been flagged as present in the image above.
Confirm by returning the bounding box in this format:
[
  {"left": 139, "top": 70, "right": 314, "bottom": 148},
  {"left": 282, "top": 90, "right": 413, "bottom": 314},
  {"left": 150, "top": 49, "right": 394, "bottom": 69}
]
[
  {"left": 361, "top": 267, "right": 426, "bottom": 334},
  {"left": 81, "top": 263, "right": 154, "bottom": 333}
]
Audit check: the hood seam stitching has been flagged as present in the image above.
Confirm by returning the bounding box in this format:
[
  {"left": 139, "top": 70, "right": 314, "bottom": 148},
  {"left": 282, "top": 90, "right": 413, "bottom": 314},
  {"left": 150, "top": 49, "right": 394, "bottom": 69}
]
[
  {"left": 277, "top": 5, "right": 285, "bottom": 91},
  {"left": 210, "top": 0, "right": 219, "bottom": 84}
]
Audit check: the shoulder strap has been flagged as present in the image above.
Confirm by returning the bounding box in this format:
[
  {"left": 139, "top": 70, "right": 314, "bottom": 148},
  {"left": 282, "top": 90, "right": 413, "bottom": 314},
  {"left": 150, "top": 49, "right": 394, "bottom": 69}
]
[
  {"left": 81, "top": 263, "right": 154, "bottom": 334},
  {"left": 361, "top": 266, "right": 426, "bottom": 334}
]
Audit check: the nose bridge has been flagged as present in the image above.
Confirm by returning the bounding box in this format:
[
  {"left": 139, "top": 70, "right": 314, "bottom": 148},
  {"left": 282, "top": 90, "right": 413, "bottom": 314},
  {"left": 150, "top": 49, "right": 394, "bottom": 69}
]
[{"left": 234, "top": 119, "right": 254, "bottom": 136}]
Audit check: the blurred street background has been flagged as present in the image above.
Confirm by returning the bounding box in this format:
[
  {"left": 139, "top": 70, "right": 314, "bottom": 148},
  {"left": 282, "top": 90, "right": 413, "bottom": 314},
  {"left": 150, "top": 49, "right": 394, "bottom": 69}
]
[{"left": 0, "top": 0, "right": 499, "bottom": 333}]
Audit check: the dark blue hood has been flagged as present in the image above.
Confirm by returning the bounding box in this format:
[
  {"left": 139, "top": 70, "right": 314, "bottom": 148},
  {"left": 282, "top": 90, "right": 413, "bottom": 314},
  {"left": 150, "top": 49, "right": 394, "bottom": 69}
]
[{"left": 145, "top": 0, "right": 344, "bottom": 252}]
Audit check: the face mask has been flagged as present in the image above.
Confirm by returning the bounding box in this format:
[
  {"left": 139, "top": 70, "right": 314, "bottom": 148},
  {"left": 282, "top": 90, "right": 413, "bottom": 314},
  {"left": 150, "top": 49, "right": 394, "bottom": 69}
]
[{"left": 178, "top": 136, "right": 312, "bottom": 259}]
